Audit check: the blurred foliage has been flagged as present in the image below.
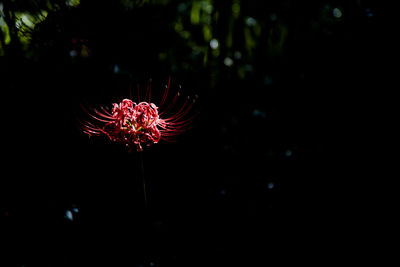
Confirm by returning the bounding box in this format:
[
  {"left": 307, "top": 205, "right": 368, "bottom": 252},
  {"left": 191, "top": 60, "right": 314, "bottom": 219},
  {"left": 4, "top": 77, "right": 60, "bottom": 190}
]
[
  {"left": 1, "top": 0, "right": 377, "bottom": 130},
  {"left": 0, "top": 0, "right": 80, "bottom": 54},
  {"left": 1, "top": 0, "right": 373, "bottom": 72}
]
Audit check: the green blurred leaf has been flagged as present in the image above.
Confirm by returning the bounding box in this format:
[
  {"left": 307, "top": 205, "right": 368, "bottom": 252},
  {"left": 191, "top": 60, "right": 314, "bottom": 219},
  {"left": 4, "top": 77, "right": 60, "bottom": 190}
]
[
  {"left": 0, "top": 20, "right": 11, "bottom": 45},
  {"left": 202, "top": 24, "right": 212, "bottom": 41},
  {"left": 244, "top": 27, "right": 255, "bottom": 54},
  {"left": 190, "top": 1, "right": 201, "bottom": 25},
  {"left": 66, "top": 0, "right": 80, "bottom": 7},
  {"left": 232, "top": 0, "right": 240, "bottom": 19}
]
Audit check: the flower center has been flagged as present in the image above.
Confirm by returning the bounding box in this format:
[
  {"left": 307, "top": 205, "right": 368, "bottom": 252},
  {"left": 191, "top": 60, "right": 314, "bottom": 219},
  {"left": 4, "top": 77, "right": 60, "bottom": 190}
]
[{"left": 110, "top": 99, "right": 163, "bottom": 150}]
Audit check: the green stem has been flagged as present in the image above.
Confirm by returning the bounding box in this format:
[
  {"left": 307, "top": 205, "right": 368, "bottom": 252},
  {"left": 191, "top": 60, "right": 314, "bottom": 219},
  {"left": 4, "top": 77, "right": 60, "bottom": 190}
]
[{"left": 139, "top": 151, "right": 147, "bottom": 209}]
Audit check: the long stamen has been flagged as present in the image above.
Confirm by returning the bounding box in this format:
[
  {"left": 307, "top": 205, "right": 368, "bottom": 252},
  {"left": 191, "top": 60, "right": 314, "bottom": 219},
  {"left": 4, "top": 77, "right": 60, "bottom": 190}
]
[{"left": 80, "top": 79, "right": 195, "bottom": 152}]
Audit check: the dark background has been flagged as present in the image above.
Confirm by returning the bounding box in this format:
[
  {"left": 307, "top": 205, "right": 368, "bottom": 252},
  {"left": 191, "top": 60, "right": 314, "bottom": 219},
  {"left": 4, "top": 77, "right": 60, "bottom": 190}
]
[{"left": 1, "top": 0, "right": 380, "bottom": 266}]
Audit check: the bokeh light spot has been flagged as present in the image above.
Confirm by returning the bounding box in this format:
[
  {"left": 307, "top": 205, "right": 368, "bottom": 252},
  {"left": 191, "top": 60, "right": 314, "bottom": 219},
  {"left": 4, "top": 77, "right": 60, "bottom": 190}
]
[
  {"left": 267, "top": 182, "right": 275, "bottom": 190},
  {"left": 223, "top": 57, "right": 234, "bottom": 67},
  {"left": 246, "top": 17, "right": 257, "bottom": 27},
  {"left": 65, "top": 210, "right": 73, "bottom": 221},
  {"left": 210, "top": 39, "right": 219, "bottom": 49},
  {"left": 333, "top": 8, "right": 342, "bottom": 18}
]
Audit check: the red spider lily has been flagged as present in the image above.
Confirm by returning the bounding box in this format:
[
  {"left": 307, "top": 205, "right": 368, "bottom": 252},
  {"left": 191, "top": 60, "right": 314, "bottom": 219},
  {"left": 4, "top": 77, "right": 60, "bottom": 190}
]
[{"left": 80, "top": 79, "right": 196, "bottom": 152}]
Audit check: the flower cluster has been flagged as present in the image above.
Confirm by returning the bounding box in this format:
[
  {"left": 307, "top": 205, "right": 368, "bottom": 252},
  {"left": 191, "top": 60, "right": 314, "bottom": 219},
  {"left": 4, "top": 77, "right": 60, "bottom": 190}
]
[
  {"left": 80, "top": 81, "right": 195, "bottom": 152},
  {"left": 110, "top": 99, "right": 163, "bottom": 151}
]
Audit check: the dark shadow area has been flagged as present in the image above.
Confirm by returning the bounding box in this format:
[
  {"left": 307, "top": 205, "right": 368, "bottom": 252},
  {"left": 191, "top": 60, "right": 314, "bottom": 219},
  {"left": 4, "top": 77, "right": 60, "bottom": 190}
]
[{"left": 1, "top": 0, "right": 380, "bottom": 266}]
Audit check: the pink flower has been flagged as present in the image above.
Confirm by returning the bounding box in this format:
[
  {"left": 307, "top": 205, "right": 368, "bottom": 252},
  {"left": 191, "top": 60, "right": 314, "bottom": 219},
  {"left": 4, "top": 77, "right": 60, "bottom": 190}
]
[{"left": 80, "top": 80, "right": 196, "bottom": 152}]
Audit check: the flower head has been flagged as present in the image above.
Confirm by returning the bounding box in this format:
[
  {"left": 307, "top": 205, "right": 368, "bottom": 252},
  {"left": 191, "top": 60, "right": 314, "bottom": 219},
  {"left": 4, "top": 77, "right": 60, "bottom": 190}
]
[{"left": 80, "top": 79, "right": 196, "bottom": 152}]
